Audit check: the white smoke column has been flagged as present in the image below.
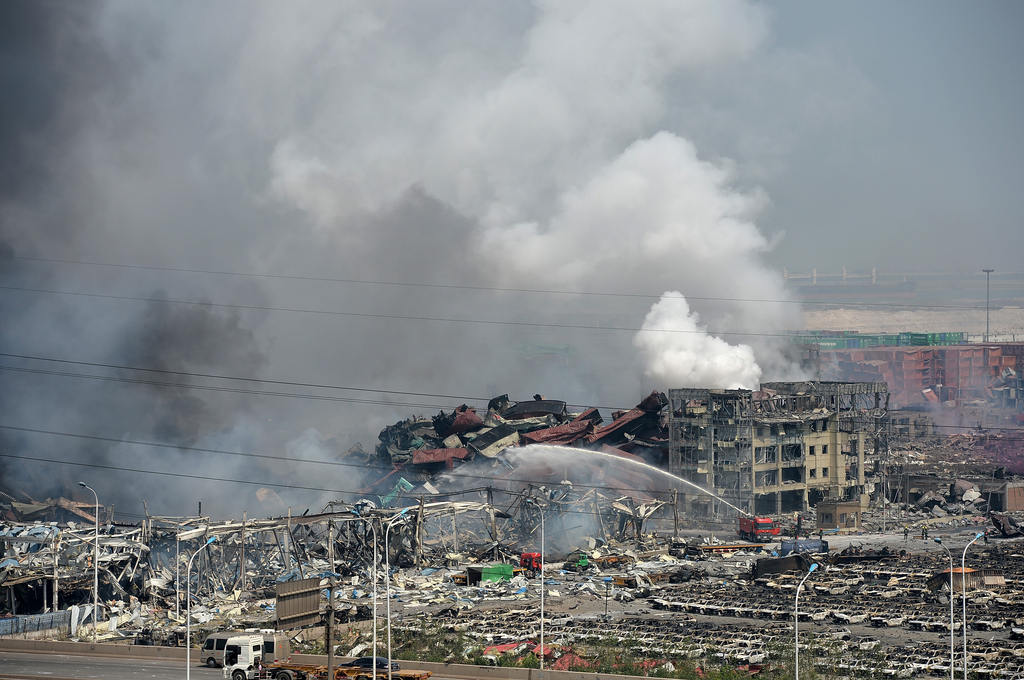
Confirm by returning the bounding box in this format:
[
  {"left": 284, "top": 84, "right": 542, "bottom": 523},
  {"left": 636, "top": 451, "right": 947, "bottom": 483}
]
[
  {"left": 257, "top": 1, "right": 798, "bottom": 388},
  {"left": 634, "top": 291, "right": 761, "bottom": 389},
  {"left": 480, "top": 132, "right": 772, "bottom": 290}
]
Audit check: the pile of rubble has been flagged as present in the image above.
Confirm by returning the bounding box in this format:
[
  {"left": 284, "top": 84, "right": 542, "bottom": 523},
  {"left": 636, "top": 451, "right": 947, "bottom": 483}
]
[{"left": 359, "top": 392, "right": 668, "bottom": 477}]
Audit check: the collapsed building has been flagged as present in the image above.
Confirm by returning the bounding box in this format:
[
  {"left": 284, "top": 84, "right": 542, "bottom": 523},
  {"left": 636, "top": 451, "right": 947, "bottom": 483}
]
[{"left": 668, "top": 382, "right": 888, "bottom": 516}]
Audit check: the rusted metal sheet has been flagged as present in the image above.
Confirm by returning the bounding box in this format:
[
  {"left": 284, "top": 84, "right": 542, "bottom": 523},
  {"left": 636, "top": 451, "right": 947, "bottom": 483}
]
[
  {"left": 571, "top": 407, "right": 603, "bottom": 425},
  {"left": 992, "top": 513, "right": 1022, "bottom": 536},
  {"left": 433, "top": 405, "right": 483, "bottom": 437},
  {"left": 584, "top": 408, "right": 647, "bottom": 445},
  {"left": 410, "top": 448, "right": 470, "bottom": 465},
  {"left": 519, "top": 420, "right": 594, "bottom": 446}
]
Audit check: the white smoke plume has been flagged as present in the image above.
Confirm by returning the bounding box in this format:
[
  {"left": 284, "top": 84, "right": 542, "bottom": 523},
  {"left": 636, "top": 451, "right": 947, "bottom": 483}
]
[
  {"left": 263, "top": 0, "right": 799, "bottom": 392},
  {"left": 634, "top": 292, "right": 761, "bottom": 389}
]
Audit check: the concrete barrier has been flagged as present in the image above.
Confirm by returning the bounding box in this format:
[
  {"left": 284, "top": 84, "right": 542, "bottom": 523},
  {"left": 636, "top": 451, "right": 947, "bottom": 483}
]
[
  {"left": 0, "top": 641, "right": 638, "bottom": 680},
  {"left": 281, "top": 655, "right": 638, "bottom": 680},
  {"left": 0, "top": 638, "right": 187, "bottom": 661}
]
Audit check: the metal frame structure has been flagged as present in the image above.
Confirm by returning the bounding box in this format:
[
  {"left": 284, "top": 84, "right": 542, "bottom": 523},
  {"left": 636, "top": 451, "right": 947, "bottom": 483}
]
[{"left": 668, "top": 382, "right": 888, "bottom": 519}]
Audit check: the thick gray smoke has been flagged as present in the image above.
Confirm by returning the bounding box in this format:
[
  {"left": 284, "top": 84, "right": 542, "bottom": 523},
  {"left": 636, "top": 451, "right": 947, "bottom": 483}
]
[{"left": 0, "top": 1, "right": 802, "bottom": 519}]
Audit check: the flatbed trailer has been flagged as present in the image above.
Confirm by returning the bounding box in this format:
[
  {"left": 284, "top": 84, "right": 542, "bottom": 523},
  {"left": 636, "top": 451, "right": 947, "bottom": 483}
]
[
  {"left": 263, "top": 664, "right": 432, "bottom": 680},
  {"left": 691, "top": 543, "right": 767, "bottom": 555}
]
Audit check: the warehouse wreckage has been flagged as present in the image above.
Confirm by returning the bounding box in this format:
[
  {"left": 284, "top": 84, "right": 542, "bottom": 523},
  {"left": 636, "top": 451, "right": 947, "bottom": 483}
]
[{"left": 0, "top": 390, "right": 679, "bottom": 625}]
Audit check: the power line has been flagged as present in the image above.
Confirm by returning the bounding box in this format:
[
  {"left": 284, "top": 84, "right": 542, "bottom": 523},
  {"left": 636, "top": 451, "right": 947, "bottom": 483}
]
[
  {"left": 0, "top": 363, "right": 462, "bottom": 410},
  {"left": 4, "top": 415, "right": 1024, "bottom": 495},
  {"left": 0, "top": 451, "right": 352, "bottom": 497},
  {"left": 10, "top": 282, "right": 993, "bottom": 341},
  {"left": 0, "top": 283, "right": 807, "bottom": 339},
  {"left": 0, "top": 252, "right": 1001, "bottom": 310},
  {"left": 0, "top": 448, "right": 689, "bottom": 526},
  {"left": 3, "top": 432, "right": 1012, "bottom": 526},
  {"left": 0, "top": 424, "right": 686, "bottom": 509},
  {"left": 5, "top": 352, "right": 1024, "bottom": 434},
  {"left": 0, "top": 351, "right": 620, "bottom": 412}
]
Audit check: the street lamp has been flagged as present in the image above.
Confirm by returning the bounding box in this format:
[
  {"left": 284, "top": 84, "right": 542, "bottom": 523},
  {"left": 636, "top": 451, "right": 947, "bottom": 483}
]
[
  {"left": 961, "top": 532, "right": 984, "bottom": 680},
  {"left": 525, "top": 497, "right": 546, "bottom": 673},
  {"left": 539, "top": 502, "right": 545, "bottom": 675},
  {"left": 934, "top": 538, "right": 955, "bottom": 680},
  {"left": 983, "top": 269, "right": 994, "bottom": 342},
  {"left": 352, "top": 504, "right": 379, "bottom": 663},
  {"left": 385, "top": 509, "right": 409, "bottom": 680},
  {"left": 372, "top": 519, "right": 378, "bottom": 665},
  {"left": 794, "top": 562, "right": 818, "bottom": 680},
  {"left": 186, "top": 536, "right": 216, "bottom": 680},
  {"left": 78, "top": 482, "right": 99, "bottom": 643}
]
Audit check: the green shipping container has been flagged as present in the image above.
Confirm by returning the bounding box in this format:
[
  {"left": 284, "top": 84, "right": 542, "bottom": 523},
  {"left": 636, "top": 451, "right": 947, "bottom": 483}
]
[{"left": 481, "top": 564, "right": 514, "bottom": 582}]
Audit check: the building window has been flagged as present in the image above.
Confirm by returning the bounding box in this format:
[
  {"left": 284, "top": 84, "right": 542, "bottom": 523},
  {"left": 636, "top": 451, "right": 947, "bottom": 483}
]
[
  {"left": 822, "top": 444, "right": 828, "bottom": 455},
  {"left": 822, "top": 467, "right": 829, "bottom": 478},
  {"left": 809, "top": 468, "right": 817, "bottom": 478},
  {"left": 808, "top": 445, "right": 815, "bottom": 456}
]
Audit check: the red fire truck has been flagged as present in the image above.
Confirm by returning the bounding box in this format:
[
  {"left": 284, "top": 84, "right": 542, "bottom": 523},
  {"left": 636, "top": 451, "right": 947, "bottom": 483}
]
[
  {"left": 519, "top": 552, "right": 542, "bottom": 577},
  {"left": 737, "top": 516, "right": 780, "bottom": 541}
]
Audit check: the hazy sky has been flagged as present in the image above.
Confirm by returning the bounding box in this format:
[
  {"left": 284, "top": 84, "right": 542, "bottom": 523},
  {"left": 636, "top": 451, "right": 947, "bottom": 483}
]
[
  {"left": 1, "top": 1, "right": 1021, "bottom": 517},
  {"left": 758, "top": 1, "right": 1024, "bottom": 273}
]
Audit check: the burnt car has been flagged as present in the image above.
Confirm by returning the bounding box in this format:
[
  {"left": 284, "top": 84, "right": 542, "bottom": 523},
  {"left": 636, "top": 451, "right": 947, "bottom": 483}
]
[{"left": 339, "top": 657, "right": 400, "bottom": 672}]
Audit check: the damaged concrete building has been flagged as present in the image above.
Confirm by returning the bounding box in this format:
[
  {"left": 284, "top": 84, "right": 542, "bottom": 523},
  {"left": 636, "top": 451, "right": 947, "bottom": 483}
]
[{"left": 668, "top": 381, "right": 889, "bottom": 516}]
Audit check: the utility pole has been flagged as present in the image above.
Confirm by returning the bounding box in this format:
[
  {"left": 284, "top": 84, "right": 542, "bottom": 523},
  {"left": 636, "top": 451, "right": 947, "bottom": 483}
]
[
  {"left": 326, "top": 576, "right": 335, "bottom": 680},
  {"left": 983, "top": 269, "right": 994, "bottom": 342},
  {"left": 78, "top": 482, "right": 99, "bottom": 643}
]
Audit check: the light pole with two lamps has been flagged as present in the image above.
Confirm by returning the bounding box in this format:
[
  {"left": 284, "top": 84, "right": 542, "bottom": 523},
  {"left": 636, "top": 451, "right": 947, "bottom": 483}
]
[
  {"left": 352, "top": 505, "right": 379, "bottom": 665},
  {"left": 933, "top": 537, "right": 956, "bottom": 680},
  {"left": 524, "top": 497, "right": 546, "bottom": 673},
  {"left": 372, "top": 519, "right": 378, "bottom": 666},
  {"left": 983, "top": 269, "right": 994, "bottom": 342},
  {"left": 961, "top": 532, "right": 985, "bottom": 680},
  {"left": 186, "top": 536, "right": 216, "bottom": 680},
  {"left": 385, "top": 509, "right": 410, "bottom": 680},
  {"left": 78, "top": 482, "right": 100, "bottom": 643},
  {"left": 794, "top": 562, "right": 818, "bottom": 680}
]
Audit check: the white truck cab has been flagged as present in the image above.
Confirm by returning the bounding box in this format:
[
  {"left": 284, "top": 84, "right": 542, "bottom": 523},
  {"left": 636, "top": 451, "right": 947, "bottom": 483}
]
[{"left": 221, "top": 634, "right": 264, "bottom": 680}]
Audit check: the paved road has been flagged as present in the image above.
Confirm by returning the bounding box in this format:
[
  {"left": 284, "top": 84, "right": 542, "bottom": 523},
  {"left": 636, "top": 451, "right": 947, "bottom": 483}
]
[
  {"left": 0, "top": 652, "right": 464, "bottom": 680},
  {"left": 0, "top": 650, "right": 225, "bottom": 680}
]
